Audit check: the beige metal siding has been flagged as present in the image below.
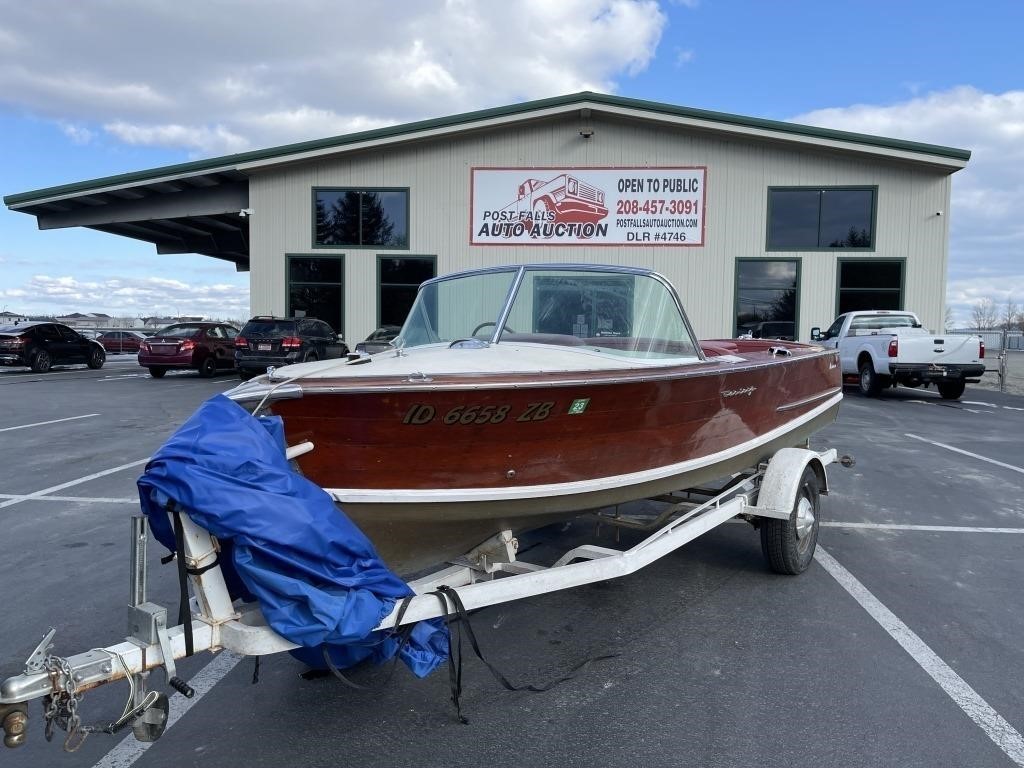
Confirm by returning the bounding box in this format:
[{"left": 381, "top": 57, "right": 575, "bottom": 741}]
[{"left": 250, "top": 113, "right": 954, "bottom": 343}]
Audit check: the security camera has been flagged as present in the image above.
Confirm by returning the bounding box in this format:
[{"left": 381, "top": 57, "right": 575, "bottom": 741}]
[
  {"left": 935, "top": 210, "right": 943, "bottom": 216},
  {"left": 239, "top": 208, "right": 254, "bottom": 218},
  {"left": 579, "top": 128, "right": 594, "bottom": 139}
]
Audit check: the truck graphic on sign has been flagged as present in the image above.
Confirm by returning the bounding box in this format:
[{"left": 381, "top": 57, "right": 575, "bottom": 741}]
[{"left": 500, "top": 174, "right": 609, "bottom": 226}]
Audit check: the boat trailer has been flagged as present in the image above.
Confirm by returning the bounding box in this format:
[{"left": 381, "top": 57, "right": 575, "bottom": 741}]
[{"left": 0, "top": 445, "right": 849, "bottom": 752}]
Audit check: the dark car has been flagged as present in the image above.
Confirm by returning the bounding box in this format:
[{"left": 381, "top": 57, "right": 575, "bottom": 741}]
[
  {"left": 354, "top": 325, "right": 401, "bottom": 355},
  {"left": 235, "top": 316, "right": 349, "bottom": 380},
  {"left": 138, "top": 322, "right": 239, "bottom": 378},
  {"left": 0, "top": 322, "right": 106, "bottom": 372},
  {"left": 97, "top": 330, "right": 147, "bottom": 354}
]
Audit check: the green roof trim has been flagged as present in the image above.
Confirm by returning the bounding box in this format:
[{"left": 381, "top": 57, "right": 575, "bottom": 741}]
[{"left": 4, "top": 91, "right": 971, "bottom": 207}]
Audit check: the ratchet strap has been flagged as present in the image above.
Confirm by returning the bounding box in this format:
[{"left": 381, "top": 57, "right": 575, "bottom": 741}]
[
  {"left": 158, "top": 500, "right": 220, "bottom": 658},
  {"left": 432, "top": 584, "right": 620, "bottom": 725},
  {"left": 316, "top": 595, "right": 418, "bottom": 690}
]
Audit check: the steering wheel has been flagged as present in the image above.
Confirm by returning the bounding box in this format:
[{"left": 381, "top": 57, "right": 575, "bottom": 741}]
[{"left": 472, "top": 321, "right": 516, "bottom": 337}]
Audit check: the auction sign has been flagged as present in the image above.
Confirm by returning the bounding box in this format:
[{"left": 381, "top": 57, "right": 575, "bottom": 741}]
[{"left": 470, "top": 167, "right": 706, "bottom": 246}]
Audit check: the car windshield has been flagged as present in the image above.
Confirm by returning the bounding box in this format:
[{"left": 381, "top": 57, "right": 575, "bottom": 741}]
[
  {"left": 155, "top": 325, "right": 204, "bottom": 337},
  {"left": 398, "top": 266, "right": 699, "bottom": 360},
  {"left": 243, "top": 320, "right": 296, "bottom": 336}
]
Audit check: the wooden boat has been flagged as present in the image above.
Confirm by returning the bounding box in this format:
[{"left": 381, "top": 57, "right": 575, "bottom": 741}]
[{"left": 227, "top": 264, "right": 841, "bottom": 574}]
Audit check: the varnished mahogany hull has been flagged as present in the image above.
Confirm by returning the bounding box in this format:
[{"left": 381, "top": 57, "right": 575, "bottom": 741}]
[{"left": 270, "top": 345, "right": 840, "bottom": 574}]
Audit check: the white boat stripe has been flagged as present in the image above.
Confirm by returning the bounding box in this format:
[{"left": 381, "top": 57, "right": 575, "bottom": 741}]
[
  {"left": 816, "top": 546, "right": 1024, "bottom": 766},
  {"left": 905, "top": 433, "right": 1024, "bottom": 475},
  {"left": 90, "top": 651, "right": 243, "bottom": 768},
  {"left": 0, "top": 458, "right": 150, "bottom": 509},
  {"left": 0, "top": 413, "right": 98, "bottom": 432}
]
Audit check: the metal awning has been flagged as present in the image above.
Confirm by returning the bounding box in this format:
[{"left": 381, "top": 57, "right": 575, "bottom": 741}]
[{"left": 8, "top": 170, "right": 251, "bottom": 270}]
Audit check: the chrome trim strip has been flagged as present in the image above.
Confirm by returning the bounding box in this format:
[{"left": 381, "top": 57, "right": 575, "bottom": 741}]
[
  {"left": 776, "top": 386, "right": 843, "bottom": 413},
  {"left": 225, "top": 348, "right": 838, "bottom": 398}
]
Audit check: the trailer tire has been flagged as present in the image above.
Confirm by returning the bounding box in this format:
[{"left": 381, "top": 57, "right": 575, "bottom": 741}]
[
  {"left": 937, "top": 380, "right": 966, "bottom": 400},
  {"left": 858, "top": 360, "right": 883, "bottom": 397},
  {"left": 760, "top": 466, "right": 820, "bottom": 575}
]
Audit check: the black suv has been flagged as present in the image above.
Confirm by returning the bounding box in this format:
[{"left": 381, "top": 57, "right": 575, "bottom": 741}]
[
  {"left": 235, "top": 316, "right": 349, "bottom": 380},
  {"left": 0, "top": 322, "right": 106, "bottom": 372}
]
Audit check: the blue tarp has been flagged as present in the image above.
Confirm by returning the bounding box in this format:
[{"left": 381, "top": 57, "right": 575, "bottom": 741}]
[{"left": 136, "top": 394, "right": 448, "bottom": 677}]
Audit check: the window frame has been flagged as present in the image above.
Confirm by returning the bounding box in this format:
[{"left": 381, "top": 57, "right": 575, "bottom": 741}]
[
  {"left": 834, "top": 257, "right": 906, "bottom": 315},
  {"left": 766, "top": 186, "right": 878, "bottom": 252},
  {"left": 312, "top": 186, "right": 411, "bottom": 250},
  {"left": 284, "top": 253, "right": 346, "bottom": 336},
  {"left": 375, "top": 254, "right": 437, "bottom": 328},
  {"left": 732, "top": 257, "right": 801, "bottom": 338}
]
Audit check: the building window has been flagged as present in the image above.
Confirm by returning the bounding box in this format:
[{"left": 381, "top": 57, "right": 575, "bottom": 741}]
[
  {"left": 286, "top": 254, "right": 344, "bottom": 334},
  {"left": 768, "top": 187, "right": 875, "bottom": 250},
  {"left": 837, "top": 259, "right": 903, "bottom": 313},
  {"left": 378, "top": 256, "right": 436, "bottom": 327},
  {"left": 734, "top": 259, "right": 799, "bottom": 339},
  {"left": 314, "top": 188, "right": 409, "bottom": 248}
]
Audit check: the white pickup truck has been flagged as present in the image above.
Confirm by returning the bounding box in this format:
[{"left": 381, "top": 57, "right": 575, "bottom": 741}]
[{"left": 810, "top": 310, "right": 985, "bottom": 399}]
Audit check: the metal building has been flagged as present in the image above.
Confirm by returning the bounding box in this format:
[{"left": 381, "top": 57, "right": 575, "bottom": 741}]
[{"left": 4, "top": 92, "right": 970, "bottom": 344}]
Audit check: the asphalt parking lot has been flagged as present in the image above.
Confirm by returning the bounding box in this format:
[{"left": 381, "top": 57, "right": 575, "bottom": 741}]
[{"left": 1, "top": 357, "right": 1022, "bottom": 767}]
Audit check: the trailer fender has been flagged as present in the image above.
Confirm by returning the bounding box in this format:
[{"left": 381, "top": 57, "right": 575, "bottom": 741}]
[{"left": 748, "top": 447, "right": 834, "bottom": 520}]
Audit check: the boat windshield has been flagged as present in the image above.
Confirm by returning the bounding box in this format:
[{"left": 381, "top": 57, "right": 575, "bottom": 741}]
[{"left": 398, "top": 266, "right": 699, "bottom": 359}]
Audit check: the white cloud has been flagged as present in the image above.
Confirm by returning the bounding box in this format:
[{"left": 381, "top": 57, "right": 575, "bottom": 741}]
[
  {"left": 0, "top": 0, "right": 666, "bottom": 155},
  {"left": 104, "top": 121, "right": 250, "bottom": 156},
  {"left": 58, "top": 121, "right": 95, "bottom": 145},
  {"left": 674, "top": 48, "right": 694, "bottom": 66},
  {"left": 0, "top": 275, "right": 250, "bottom": 320},
  {"left": 791, "top": 87, "right": 1024, "bottom": 326}
]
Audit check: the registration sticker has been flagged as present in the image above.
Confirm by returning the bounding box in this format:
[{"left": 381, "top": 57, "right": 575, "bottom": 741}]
[{"left": 568, "top": 398, "right": 590, "bottom": 415}]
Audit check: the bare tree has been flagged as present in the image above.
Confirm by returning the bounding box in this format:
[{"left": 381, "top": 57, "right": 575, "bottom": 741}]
[
  {"left": 944, "top": 305, "right": 954, "bottom": 331},
  {"left": 971, "top": 298, "right": 999, "bottom": 330},
  {"left": 1002, "top": 296, "right": 1020, "bottom": 331}
]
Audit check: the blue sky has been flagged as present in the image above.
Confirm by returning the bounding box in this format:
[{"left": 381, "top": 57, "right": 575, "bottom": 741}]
[{"left": 2, "top": 0, "right": 1022, "bottom": 326}]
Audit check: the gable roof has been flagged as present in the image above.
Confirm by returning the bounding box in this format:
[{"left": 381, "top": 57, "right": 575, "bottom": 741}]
[
  {"left": 4, "top": 91, "right": 970, "bottom": 209},
  {"left": 2, "top": 91, "right": 970, "bottom": 271}
]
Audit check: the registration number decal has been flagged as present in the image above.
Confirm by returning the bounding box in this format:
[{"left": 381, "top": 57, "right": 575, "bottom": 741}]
[{"left": 402, "top": 402, "right": 556, "bottom": 426}]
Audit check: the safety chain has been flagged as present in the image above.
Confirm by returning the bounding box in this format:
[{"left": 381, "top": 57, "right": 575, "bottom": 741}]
[
  {"left": 42, "top": 654, "right": 88, "bottom": 752},
  {"left": 39, "top": 649, "right": 161, "bottom": 752}
]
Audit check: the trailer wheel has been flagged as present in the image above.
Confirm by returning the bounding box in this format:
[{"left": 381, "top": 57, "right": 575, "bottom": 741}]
[{"left": 760, "top": 466, "right": 820, "bottom": 575}]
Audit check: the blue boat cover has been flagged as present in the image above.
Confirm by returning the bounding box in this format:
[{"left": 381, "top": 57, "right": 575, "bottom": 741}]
[{"left": 137, "top": 394, "right": 448, "bottom": 677}]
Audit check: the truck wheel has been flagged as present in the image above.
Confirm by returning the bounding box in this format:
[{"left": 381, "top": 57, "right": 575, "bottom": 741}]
[
  {"left": 938, "top": 380, "right": 966, "bottom": 400},
  {"left": 760, "top": 466, "right": 820, "bottom": 575},
  {"left": 858, "top": 360, "right": 883, "bottom": 397}
]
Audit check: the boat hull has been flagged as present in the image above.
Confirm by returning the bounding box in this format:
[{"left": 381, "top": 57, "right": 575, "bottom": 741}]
[{"left": 266, "top": 342, "right": 841, "bottom": 574}]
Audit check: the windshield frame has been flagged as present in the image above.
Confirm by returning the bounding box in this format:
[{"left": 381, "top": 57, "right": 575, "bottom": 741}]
[{"left": 397, "top": 264, "right": 704, "bottom": 361}]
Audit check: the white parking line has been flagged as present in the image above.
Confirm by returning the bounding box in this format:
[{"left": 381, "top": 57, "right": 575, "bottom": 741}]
[
  {"left": 823, "top": 522, "right": 1024, "bottom": 533},
  {"left": 0, "top": 494, "right": 137, "bottom": 504},
  {"left": 0, "top": 458, "right": 150, "bottom": 509},
  {"left": 905, "top": 433, "right": 1024, "bottom": 475},
  {"left": 91, "top": 651, "right": 244, "bottom": 768},
  {"left": 816, "top": 546, "right": 1024, "bottom": 766},
  {"left": 0, "top": 413, "right": 98, "bottom": 432}
]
